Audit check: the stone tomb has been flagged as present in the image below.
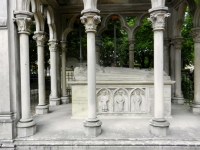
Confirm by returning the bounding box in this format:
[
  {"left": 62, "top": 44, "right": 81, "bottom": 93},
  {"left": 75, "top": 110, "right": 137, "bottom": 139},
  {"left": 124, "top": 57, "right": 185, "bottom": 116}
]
[{"left": 68, "top": 66, "right": 174, "bottom": 118}]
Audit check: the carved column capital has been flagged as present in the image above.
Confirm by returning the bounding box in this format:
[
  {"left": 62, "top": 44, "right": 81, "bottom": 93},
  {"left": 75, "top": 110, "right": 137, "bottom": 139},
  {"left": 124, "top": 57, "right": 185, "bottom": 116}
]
[
  {"left": 33, "top": 32, "right": 47, "bottom": 47},
  {"left": 14, "top": 17, "right": 32, "bottom": 34},
  {"left": 60, "top": 41, "right": 67, "bottom": 52},
  {"left": 80, "top": 14, "right": 101, "bottom": 33},
  {"left": 191, "top": 27, "right": 200, "bottom": 43},
  {"left": 173, "top": 37, "right": 183, "bottom": 50},
  {"left": 48, "top": 40, "right": 58, "bottom": 52},
  {"left": 148, "top": 11, "right": 170, "bottom": 31}
]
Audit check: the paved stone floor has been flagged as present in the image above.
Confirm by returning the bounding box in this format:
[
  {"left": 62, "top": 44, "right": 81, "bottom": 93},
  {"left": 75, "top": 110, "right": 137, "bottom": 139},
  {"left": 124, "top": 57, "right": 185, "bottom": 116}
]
[{"left": 14, "top": 104, "right": 200, "bottom": 149}]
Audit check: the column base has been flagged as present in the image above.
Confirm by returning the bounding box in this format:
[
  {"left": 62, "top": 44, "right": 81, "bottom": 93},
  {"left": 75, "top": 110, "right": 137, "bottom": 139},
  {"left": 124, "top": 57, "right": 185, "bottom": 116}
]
[
  {"left": 49, "top": 97, "right": 61, "bottom": 106},
  {"left": 61, "top": 96, "right": 70, "bottom": 104},
  {"left": 190, "top": 102, "right": 200, "bottom": 114},
  {"left": 172, "top": 97, "right": 184, "bottom": 104},
  {"left": 35, "top": 105, "right": 49, "bottom": 115},
  {"left": 83, "top": 118, "right": 102, "bottom": 137},
  {"left": 17, "top": 119, "right": 36, "bottom": 138},
  {"left": 149, "top": 118, "right": 170, "bottom": 137}
]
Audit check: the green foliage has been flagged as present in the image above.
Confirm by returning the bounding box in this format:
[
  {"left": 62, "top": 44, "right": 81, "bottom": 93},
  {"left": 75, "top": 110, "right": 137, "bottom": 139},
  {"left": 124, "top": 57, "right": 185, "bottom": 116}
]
[
  {"left": 134, "top": 17, "right": 154, "bottom": 68},
  {"left": 126, "top": 16, "right": 137, "bottom": 27},
  {"left": 181, "top": 12, "right": 194, "bottom": 68},
  {"left": 100, "top": 19, "right": 129, "bottom": 67},
  {"left": 181, "top": 71, "right": 194, "bottom": 103},
  {"left": 67, "top": 23, "right": 87, "bottom": 61}
]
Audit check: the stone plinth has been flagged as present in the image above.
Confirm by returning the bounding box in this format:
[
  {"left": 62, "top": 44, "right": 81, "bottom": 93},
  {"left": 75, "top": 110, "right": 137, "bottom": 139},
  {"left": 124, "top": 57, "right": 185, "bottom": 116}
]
[{"left": 36, "top": 105, "right": 49, "bottom": 115}]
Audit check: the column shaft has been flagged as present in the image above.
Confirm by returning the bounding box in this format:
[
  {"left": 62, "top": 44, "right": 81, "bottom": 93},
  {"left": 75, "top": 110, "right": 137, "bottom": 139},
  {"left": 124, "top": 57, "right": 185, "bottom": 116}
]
[
  {"left": 20, "top": 33, "right": 31, "bottom": 120},
  {"left": 172, "top": 37, "right": 184, "bottom": 104},
  {"left": 129, "top": 40, "right": 135, "bottom": 68},
  {"left": 190, "top": 28, "right": 200, "bottom": 113},
  {"left": 33, "top": 32, "right": 49, "bottom": 114},
  {"left": 62, "top": 50, "right": 67, "bottom": 96},
  {"left": 38, "top": 45, "right": 46, "bottom": 105},
  {"left": 49, "top": 40, "right": 60, "bottom": 105},
  {"left": 88, "top": 32, "right": 97, "bottom": 119},
  {"left": 60, "top": 41, "right": 69, "bottom": 104},
  {"left": 170, "top": 43, "right": 175, "bottom": 97},
  {"left": 194, "top": 43, "right": 200, "bottom": 103},
  {"left": 154, "top": 30, "right": 164, "bottom": 118},
  {"left": 51, "top": 52, "right": 57, "bottom": 97}
]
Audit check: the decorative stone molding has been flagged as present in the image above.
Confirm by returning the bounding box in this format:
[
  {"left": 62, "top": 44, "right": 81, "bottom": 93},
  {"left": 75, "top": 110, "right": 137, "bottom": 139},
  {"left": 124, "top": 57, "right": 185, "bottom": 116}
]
[
  {"left": 48, "top": 40, "right": 58, "bottom": 52},
  {"left": 60, "top": 41, "right": 67, "bottom": 52},
  {"left": 148, "top": 12, "right": 170, "bottom": 30},
  {"left": 14, "top": 17, "right": 32, "bottom": 33},
  {"left": 191, "top": 28, "right": 200, "bottom": 43},
  {"left": 33, "top": 32, "right": 47, "bottom": 47},
  {"left": 173, "top": 37, "right": 183, "bottom": 50},
  {"left": 80, "top": 14, "right": 101, "bottom": 33}
]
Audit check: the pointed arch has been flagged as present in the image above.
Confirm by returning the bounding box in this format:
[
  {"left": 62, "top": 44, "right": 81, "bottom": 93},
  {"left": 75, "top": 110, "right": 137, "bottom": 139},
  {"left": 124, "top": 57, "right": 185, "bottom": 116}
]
[
  {"left": 62, "top": 14, "right": 80, "bottom": 41},
  {"left": 193, "top": 5, "right": 200, "bottom": 27},
  {"left": 46, "top": 6, "right": 57, "bottom": 40}
]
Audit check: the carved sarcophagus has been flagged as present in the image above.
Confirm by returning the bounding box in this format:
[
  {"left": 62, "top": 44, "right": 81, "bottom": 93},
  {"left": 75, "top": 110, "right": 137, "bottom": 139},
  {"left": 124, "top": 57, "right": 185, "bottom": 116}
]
[{"left": 68, "top": 65, "right": 174, "bottom": 118}]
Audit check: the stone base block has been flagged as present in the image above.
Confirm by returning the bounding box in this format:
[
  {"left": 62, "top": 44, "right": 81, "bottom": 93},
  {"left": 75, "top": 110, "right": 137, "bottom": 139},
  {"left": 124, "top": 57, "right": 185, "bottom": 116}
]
[
  {"left": 190, "top": 103, "right": 200, "bottom": 114},
  {"left": 172, "top": 97, "right": 184, "bottom": 104},
  {"left": 36, "top": 105, "right": 49, "bottom": 115},
  {"left": 50, "top": 97, "right": 61, "bottom": 106},
  {"left": 17, "top": 120, "right": 36, "bottom": 138},
  {"left": 0, "top": 120, "right": 14, "bottom": 140},
  {"left": 149, "top": 118, "right": 170, "bottom": 137},
  {"left": 61, "top": 96, "right": 70, "bottom": 104},
  {"left": 83, "top": 118, "right": 102, "bottom": 137}
]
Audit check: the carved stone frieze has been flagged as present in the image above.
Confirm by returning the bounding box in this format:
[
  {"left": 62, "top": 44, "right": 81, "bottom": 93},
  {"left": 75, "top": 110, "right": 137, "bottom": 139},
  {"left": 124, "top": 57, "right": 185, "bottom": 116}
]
[
  {"left": 80, "top": 14, "right": 101, "bottom": 32},
  {"left": 114, "top": 89, "right": 128, "bottom": 112},
  {"left": 97, "top": 89, "right": 111, "bottom": 112},
  {"left": 148, "top": 12, "right": 170, "bottom": 30},
  {"left": 14, "top": 17, "right": 32, "bottom": 33},
  {"left": 33, "top": 32, "right": 47, "bottom": 47},
  {"left": 48, "top": 41, "right": 58, "bottom": 52},
  {"left": 131, "top": 88, "right": 146, "bottom": 113},
  {"left": 191, "top": 28, "right": 200, "bottom": 43}
]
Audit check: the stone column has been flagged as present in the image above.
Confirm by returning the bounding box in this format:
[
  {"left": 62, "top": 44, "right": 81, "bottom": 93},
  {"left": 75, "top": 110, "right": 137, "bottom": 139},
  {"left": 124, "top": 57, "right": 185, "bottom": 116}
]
[
  {"left": 14, "top": 11, "right": 36, "bottom": 137},
  {"left": 49, "top": 40, "right": 61, "bottom": 105},
  {"left": 190, "top": 27, "right": 200, "bottom": 113},
  {"left": 60, "top": 41, "right": 69, "bottom": 104},
  {"left": 172, "top": 37, "right": 184, "bottom": 104},
  {"left": 170, "top": 41, "right": 175, "bottom": 97},
  {"left": 33, "top": 31, "right": 49, "bottom": 114},
  {"left": 129, "top": 39, "right": 135, "bottom": 68},
  {"left": 148, "top": 8, "right": 170, "bottom": 137},
  {"left": 95, "top": 36, "right": 101, "bottom": 65},
  {"left": 164, "top": 39, "right": 170, "bottom": 75},
  {"left": 80, "top": 12, "right": 102, "bottom": 137}
]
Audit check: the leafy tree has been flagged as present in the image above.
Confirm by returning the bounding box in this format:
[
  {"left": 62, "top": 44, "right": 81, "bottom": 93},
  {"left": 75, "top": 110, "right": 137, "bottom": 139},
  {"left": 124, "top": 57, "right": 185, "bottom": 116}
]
[
  {"left": 181, "top": 11, "right": 194, "bottom": 68},
  {"left": 134, "top": 17, "right": 154, "bottom": 68},
  {"left": 100, "top": 19, "right": 128, "bottom": 67}
]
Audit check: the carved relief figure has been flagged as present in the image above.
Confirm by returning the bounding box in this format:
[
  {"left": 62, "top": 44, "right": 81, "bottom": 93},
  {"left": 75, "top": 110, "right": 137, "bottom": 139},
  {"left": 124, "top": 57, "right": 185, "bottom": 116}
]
[
  {"left": 115, "top": 90, "right": 125, "bottom": 112},
  {"left": 100, "top": 91, "right": 109, "bottom": 112},
  {"left": 131, "top": 89, "right": 146, "bottom": 113}
]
